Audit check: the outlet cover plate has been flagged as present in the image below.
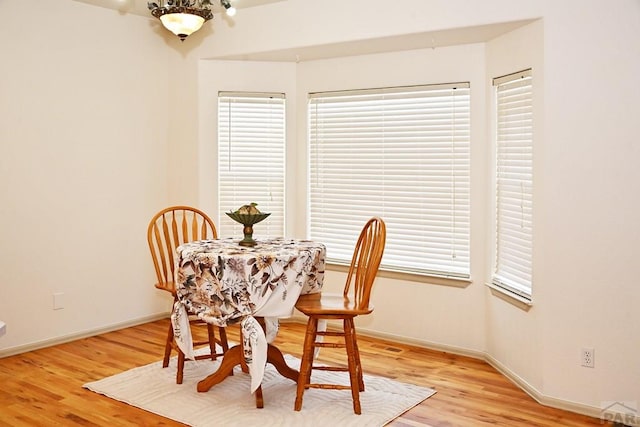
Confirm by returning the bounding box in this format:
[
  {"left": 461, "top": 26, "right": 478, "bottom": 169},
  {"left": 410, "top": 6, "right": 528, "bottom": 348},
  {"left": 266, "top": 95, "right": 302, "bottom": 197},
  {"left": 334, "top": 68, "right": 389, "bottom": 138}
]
[
  {"left": 53, "top": 293, "right": 65, "bottom": 310},
  {"left": 581, "top": 348, "right": 595, "bottom": 368}
]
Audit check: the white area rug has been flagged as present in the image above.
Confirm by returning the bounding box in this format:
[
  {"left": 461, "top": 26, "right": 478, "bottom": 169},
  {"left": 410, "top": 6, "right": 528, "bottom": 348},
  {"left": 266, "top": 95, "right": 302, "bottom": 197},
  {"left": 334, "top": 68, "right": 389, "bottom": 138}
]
[{"left": 84, "top": 352, "right": 435, "bottom": 427}]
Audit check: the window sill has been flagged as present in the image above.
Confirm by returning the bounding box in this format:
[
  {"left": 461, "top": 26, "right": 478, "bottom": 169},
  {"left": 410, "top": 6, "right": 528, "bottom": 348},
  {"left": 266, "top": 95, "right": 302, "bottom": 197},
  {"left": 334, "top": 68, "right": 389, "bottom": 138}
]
[
  {"left": 486, "top": 282, "right": 533, "bottom": 311},
  {"left": 326, "top": 262, "right": 471, "bottom": 288}
]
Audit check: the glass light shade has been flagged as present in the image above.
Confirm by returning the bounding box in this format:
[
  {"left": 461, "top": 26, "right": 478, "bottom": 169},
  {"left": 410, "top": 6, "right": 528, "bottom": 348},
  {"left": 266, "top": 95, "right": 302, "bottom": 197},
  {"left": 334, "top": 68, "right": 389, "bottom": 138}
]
[{"left": 160, "top": 13, "right": 205, "bottom": 40}]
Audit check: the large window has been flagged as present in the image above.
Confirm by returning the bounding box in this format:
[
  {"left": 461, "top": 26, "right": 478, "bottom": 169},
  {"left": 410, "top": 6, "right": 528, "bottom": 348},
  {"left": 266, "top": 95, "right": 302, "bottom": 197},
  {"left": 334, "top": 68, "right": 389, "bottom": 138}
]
[
  {"left": 218, "top": 92, "right": 285, "bottom": 239},
  {"left": 492, "top": 70, "right": 533, "bottom": 299},
  {"left": 308, "top": 83, "right": 471, "bottom": 279}
]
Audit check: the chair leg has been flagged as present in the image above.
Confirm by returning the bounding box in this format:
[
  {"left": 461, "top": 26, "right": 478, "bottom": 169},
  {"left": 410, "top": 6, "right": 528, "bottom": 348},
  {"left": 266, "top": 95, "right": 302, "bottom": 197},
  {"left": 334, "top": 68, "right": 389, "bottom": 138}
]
[
  {"left": 302, "top": 319, "right": 317, "bottom": 390},
  {"left": 351, "top": 325, "right": 365, "bottom": 392},
  {"left": 294, "top": 317, "right": 318, "bottom": 411},
  {"left": 163, "top": 322, "right": 174, "bottom": 368},
  {"left": 218, "top": 326, "right": 232, "bottom": 376},
  {"left": 176, "top": 349, "right": 185, "bottom": 384},
  {"left": 219, "top": 326, "right": 230, "bottom": 353},
  {"left": 344, "top": 318, "right": 362, "bottom": 415},
  {"left": 206, "top": 324, "right": 217, "bottom": 361},
  {"left": 255, "top": 385, "right": 264, "bottom": 409}
]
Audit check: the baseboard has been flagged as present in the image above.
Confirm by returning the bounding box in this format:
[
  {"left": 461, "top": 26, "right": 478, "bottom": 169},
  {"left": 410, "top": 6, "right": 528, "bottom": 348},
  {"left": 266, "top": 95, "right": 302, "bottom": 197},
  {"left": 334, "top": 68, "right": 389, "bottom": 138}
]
[
  {"left": 357, "top": 324, "right": 485, "bottom": 360},
  {"left": 0, "top": 313, "right": 169, "bottom": 359},
  {"left": 285, "top": 316, "right": 633, "bottom": 425},
  {"left": 484, "top": 354, "right": 602, "bottom": 419},
  {"left": 283, "top": 316, "right": 485, "bottom": 360}
]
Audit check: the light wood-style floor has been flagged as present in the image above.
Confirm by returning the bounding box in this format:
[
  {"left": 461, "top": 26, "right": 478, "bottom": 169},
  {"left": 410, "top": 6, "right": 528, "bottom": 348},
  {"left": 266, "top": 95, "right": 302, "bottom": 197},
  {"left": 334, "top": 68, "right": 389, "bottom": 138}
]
[{"left": 0, "top": 319, "right": 607, "bottom": 426}]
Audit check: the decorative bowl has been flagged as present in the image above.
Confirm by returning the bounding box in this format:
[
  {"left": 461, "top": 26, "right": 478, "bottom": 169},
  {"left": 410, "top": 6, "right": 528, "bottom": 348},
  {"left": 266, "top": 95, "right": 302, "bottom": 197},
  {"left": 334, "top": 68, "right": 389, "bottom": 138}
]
[
  {"left": 225, "top": 212, "right": 271, "bottom": 226},
  {"left": 225, "top": 211, "right": 271, "bottom": 247}
]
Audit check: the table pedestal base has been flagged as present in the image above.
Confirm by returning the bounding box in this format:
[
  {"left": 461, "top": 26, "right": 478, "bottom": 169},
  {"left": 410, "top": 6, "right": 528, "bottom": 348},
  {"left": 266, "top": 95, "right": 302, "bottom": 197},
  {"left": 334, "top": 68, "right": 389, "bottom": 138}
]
[{"left": 197, "top": 343, "right": 299, "bottom": 408}]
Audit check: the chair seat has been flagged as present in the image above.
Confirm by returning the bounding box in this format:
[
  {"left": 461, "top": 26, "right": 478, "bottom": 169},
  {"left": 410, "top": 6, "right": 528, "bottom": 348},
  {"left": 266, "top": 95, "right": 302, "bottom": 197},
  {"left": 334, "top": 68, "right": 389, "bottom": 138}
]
[
  {"left": 155, "top": 282, "right": 176, "bottom": 295},
  {"left": 295, "top": 293, "right": 374, "bottom": 317}
]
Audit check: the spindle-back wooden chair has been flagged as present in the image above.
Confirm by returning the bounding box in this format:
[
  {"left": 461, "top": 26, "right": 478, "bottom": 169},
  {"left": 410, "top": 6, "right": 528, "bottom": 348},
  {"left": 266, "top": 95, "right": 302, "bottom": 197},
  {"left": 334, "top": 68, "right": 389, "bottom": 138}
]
[
  {"left": 147, "top": 205, "right": 229, "bottom": 384},
  {"left": 294, "top": 217, "right": 386, "bottom": 414}
]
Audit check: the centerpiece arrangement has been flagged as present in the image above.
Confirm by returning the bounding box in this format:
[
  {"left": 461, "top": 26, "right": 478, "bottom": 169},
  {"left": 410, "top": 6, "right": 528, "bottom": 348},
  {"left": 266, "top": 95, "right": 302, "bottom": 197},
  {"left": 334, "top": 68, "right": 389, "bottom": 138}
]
[{"left": 226, "top": 203, "right": 270, "bottom": 247}]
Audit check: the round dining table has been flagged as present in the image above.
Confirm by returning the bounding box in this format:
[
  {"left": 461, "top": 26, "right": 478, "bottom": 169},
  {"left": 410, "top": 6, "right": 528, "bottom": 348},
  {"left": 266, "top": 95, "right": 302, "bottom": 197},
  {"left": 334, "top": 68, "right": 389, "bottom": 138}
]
[{"left": 171, "top": 237, "right": 326, "bottom": 397}]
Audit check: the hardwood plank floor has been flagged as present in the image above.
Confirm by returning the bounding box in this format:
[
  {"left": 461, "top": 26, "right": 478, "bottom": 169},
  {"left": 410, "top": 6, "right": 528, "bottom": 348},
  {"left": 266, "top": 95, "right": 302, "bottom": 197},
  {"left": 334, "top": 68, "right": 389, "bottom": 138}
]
[{"left": 0, "top": 319, "right": 608, "bottom": 426}]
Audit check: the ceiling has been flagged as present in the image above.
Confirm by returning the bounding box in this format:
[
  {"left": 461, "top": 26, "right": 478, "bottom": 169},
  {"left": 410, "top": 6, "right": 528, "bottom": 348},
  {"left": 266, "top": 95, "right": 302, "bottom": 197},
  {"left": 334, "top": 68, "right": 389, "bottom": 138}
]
[
  {"left": 70, "top": 1, "right": 534, "bottom": 63},
  {"left": 71, "top": 0, "right": 286, "bottom": 16},
  {"left": 217, "top": 20, "right": 535, "bottom": 62}
]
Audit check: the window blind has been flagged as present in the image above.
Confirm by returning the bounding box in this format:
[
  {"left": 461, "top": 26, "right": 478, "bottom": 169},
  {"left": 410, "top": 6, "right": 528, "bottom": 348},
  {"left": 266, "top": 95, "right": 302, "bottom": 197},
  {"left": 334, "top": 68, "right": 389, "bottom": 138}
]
[
  {"left": 492, "top": 70, "right": 533, "bottom": 298},
  {"left": 309, "top": 83, "right": 471, "bottom": 278},
  {"left": 218, "top": 92, "right": 285, "bottom": 239}
]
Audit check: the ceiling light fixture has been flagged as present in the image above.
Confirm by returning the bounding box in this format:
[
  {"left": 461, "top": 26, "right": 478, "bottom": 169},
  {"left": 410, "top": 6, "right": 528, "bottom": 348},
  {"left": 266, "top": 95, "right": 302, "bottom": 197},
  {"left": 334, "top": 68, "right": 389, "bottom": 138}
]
[
  {"left": 221, "top": 0, "right": 236, "bottom": 16},
  {"left": 147, "top": 0, "right": 236, "bottom": 42}
]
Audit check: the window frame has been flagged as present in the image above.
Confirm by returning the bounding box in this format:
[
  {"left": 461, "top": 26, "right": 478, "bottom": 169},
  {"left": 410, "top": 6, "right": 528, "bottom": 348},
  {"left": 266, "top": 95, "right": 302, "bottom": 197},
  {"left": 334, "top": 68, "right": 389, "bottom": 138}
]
[{"left": 490, "top": 69, "right": 534, "bottom": 302}]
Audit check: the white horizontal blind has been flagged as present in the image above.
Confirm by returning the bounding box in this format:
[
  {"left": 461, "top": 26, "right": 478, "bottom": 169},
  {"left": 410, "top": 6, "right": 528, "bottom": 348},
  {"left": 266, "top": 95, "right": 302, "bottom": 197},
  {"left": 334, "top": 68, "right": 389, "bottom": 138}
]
[
  {"left": 309, "top": 84, "right": 471, "bottom": 278},
  {"left": 218, "top": 92, "right": 285, "bottom": 239},
  {"left": 492, "top": 70, "right": 533, "bottom": 298}
]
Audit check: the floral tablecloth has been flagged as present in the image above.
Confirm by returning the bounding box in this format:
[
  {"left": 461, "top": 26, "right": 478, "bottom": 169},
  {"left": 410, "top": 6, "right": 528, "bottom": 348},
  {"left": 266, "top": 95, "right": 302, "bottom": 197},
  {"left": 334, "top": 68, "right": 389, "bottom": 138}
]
[{"left": 171, "top": 238, "right": 325, "bottom": 392}]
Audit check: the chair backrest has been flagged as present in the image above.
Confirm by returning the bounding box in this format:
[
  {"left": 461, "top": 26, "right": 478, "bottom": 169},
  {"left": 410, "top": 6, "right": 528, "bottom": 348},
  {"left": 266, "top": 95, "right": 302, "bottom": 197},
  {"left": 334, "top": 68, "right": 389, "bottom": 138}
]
[
  {"left": 343, "top": 217, "right": 386, "bottom": 311},
  {"left": 147, "top": 206, "right": 218, "bottom": 294}
]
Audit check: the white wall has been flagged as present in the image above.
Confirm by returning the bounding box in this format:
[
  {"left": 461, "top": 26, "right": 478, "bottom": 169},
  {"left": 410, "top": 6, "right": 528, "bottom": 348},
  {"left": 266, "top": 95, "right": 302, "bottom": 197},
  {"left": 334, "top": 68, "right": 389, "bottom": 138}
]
[
  {"left": 485, "top": 19, "right": 545, "bottom": 395},
  {"left": 0, "top": 0, "right": 173, "bottom": 351},
  {"left": 536, "top": 1, "right": 640, "bottom": 410}
]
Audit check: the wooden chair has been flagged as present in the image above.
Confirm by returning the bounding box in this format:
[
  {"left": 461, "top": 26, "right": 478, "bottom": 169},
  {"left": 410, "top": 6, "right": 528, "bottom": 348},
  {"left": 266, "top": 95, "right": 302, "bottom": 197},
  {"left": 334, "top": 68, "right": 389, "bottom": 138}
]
[
  {"left": 294, "top": 217, "right": 386, "bottom": 414},
  {"left": 147, "top": 205, "right": 229, "bottom": 384}
]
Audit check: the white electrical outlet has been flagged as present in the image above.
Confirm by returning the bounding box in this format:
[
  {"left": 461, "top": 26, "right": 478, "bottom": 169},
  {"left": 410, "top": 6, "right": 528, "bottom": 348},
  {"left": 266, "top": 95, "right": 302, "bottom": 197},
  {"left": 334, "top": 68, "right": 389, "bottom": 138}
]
[{"left": 581, "top": 348, "right": 595, "bottom": 368}]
